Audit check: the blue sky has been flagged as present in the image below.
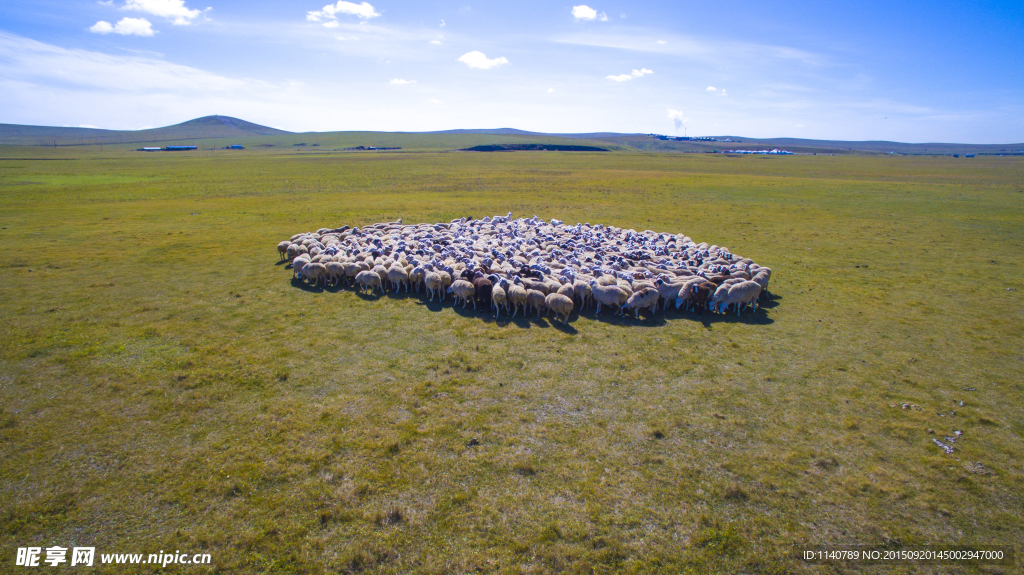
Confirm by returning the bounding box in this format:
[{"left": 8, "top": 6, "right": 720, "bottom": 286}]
[{"left": 1, "top": 0, "right": 1021, "bottom": 141}]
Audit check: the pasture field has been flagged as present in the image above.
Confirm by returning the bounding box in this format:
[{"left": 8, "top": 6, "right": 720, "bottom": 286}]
[{"left": 0, "top": 147, "right": 1022, "bottom": 574}]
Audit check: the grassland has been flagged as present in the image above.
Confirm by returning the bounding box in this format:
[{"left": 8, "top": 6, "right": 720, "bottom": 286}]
[{"left": 0, "top": 146, "right": 1022, "bottom": 574}]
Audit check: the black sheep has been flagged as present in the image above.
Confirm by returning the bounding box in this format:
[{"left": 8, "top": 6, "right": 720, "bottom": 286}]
[{"left": 471, "top": 271, "right": 493, "bottom": 308}]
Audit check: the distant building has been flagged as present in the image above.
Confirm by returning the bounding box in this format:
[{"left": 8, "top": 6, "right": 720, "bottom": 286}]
[
  {"left": 228, "top": 145, "right": 244, "bottom": 149},
  {"left": 138, "top": 147, "right": 161, "bottom": 152},
  {"left": 165, "top": 145, "right": 197, "bottom": 151}
]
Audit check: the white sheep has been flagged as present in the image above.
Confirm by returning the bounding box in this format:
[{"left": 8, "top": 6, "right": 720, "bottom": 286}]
[
  {"left": 621, "top": 287, "right": 659, "bottom": 318},
  {"left": 507, "top": 281, "right": 528, "bottom": 317},
  {"left": 355, "top": 270, "right": 383, "bottom": 294},
  {"left": 713, "top": 281, "right": 762, "bottom": 315},
  {"left": 386, "top": 264, "right": 410, "bottom": 293},
  {"left": 448, "top": 279, "right": 476, "bottom": 308},
  {"left": 491, "top": 284, "right": 508, "bottom": 318},
  {"left": 525, "top": 289, "right": 546, "bottom": 317},
  {"left": 424, "top": 272, "right": 444, "bottom": 301},
  {"left": 590, "top": 281, "right": 628, "bottom": 315},
  {"left": 303, "top": 262, "right": 328, "bottom": 287},
  {"left": 545, "top": 293, "right": 574, "bottom": 323}
]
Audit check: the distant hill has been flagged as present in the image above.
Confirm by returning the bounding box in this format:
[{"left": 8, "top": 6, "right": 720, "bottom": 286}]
[
  {"left": 0, "top": 115, "right": 290, "bottom": 146},
  {"left": 0, "top": 116, "right": 1021, "bottom": 155}
]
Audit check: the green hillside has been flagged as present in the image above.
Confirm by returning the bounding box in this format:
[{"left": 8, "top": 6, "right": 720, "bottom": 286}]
[{"left": 1, "top": 115, "right": 1021, "bottom": 155}]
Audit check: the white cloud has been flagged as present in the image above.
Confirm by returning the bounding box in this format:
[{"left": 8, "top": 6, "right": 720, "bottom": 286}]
[
  {"left": 657, "top": 40, "right": 666, "bottom": 44},
  {"left": 599, "top": 12, "right": 608, "bottom": 21},
  {"left": 707, "top": 86, "right": 717, "bottom": 91},
  {"left": 606, "top": 68, "right": 652, "bottom": 82},
  {"left": 90, "top": 18, "right": 155, "bottom": 36},
  {"left": 428, "top": 98, "right": 442, "bottom": 104},
  {"left": 0, "top": 31, "right": 252, "bottom": 93},
  {"left": 572, "top": 5, "right": 597, "bottom": 20},
  {"left": 90, "top": 21, "right": 114, "bottom": 33},
  {"left": 439, "top": 19, "right": 445, "bottom": 27},
  {"left": 97, "top": 0, "right": 114, "bottom": 5},
  {"left": 307, "top": 1, "right": 379, "bottom": 26},
  {"left": 547, "top": 88, "right": 555, "bottom": 93},
  {"left": 430, "top": 40, "right": 441, "bottom": 44},
  {"left": 123, "top": 0, "right": 201, "bottom": 25},
  {"left": 555, "top": 32, "right": 824, "bottom": 67},
  {"left": 390, "top": 78, "right": 415, "bottom": 85},
  {"left": 667, "top": 109, "right": 688, "bottom": 129},
  {"left": 458, "top": 51, "right": 508, "bottom": 70},
  {"left": 78, "top": 124, "right": 101, "bottom": 128}
]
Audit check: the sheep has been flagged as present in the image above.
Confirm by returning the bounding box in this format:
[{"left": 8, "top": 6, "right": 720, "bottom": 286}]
[
  {"left": 278, "top": 216, "right": 773, "bottom": 323},
  {"left": 343, "top": 262, "right": 365, "bottom": 286},
  {"left": 436, "top": 269, "right": 453, "bottom": 294},
  {"left": 709, "top": 283, "right": 732, "bottom": 311},
  {"left": 590, "top": 281, "right": 629, "bottom": 315},
  {"left": 713, "top": 281, "right": 762, "bottom": 315},
  {"left": 491, "top": 283, "right": 508, "bottom": 318},
  {"left": 507, "top": 280, "right": 528, "bottom": 317},
  {"left": 673, "top": 277, "right": 709, "bottom": 311},
  {"left": 355, "top": 270, "right": 383, "bottom": 294},
  {"left": 525, "top": 289, "right": 547, "bottom": 317},
  {"left": 545, "top": 293, "right": 574, "bottom": 323},
  {"left": 676, "top": 281, "right": 716, "bottom": 313},
  {"left": 324, "top": 261, "right": 346, "bottom": 287},
  {"left": 653, "top": 278, "right": 687, "bottom": 311},
  {"left": 471, "top": 272, "right": 493, "bottom": 308},
  {"left": 424, "top": 272, "right": 444, "bottom": 301},
  {"left": 573, "top": 279, "right": 592, "bottom": 309},
  {"left": 291, "top": 255, "right": 311, "bottom": 279},
  {"left": 751, "top": 269, "right": 771, "bottom": 299},
  {"left": 621, "top": 287, "right": 660, "bottom": 318},
  {"left": 303, "top": 262, "right": 328, "bottom": 287},
  {"left": 369, "top": 264, "right": 388, "bottom": 287},
  {"left": 409, "top": 266, "right": 426, "bottom": 293},
  {"left": 386, "top": 264, "right": 410, "bottom": 293},
  {"left": 520, "top": 277, "right": 549, "bottom": 295},
  {"left": 448, "top": 279, "right": 476, "bottom": 308}
]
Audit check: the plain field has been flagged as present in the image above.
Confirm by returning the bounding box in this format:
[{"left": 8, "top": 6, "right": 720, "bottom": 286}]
[{"left": 0, "top": 147, "right": 1022, "bottom": 573}]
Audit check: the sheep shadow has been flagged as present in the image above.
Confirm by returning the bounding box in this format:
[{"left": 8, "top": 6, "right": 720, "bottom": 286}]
[
  {"left": 757, "top": 292, "right": 782, "bottom": 309},
  {"left": 290, "top": 278, "right": 324, "bottom": 293},
  {"left": 549, "top": 320, "right": 578, "bottom": 335},
  {"left": 493, "top": 314, "right": 534, "bottom": 328},
  {"left": 451, "top": 302, "right": 487, "bottom": 319},
  {"left": 415, "top": 297, "right": 449, "bottom": 312},
  {"left": 353, "top": 290, "right": 385, "bottom": 301},
  {"left": 384, "top": 289, "right": 419, "bottom": 300}
]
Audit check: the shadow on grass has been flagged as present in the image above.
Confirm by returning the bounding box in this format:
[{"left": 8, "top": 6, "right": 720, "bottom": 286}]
[
  {"left": 287, "top": 281, "right": 775, "bottom": 327},
  {"left": 757, "top": 291, "right": 782, "bottom": 309},
  {"left": 290, "top": 278, "right": 325, "bottom": 293}
]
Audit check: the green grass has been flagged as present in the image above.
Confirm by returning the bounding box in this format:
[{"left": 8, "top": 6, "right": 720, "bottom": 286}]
[{"left": 1, "top": 148, "right": 1022, "bottom": 573}]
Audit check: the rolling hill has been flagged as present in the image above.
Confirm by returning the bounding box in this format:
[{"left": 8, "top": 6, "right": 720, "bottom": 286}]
[{"left": 1, "top": 115, "right": 1021, "bottom": 155}]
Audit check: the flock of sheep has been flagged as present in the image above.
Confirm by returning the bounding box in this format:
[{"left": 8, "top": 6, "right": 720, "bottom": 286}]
[{"left": 277, "top": 214, "right": 772, "bottom": 323}]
